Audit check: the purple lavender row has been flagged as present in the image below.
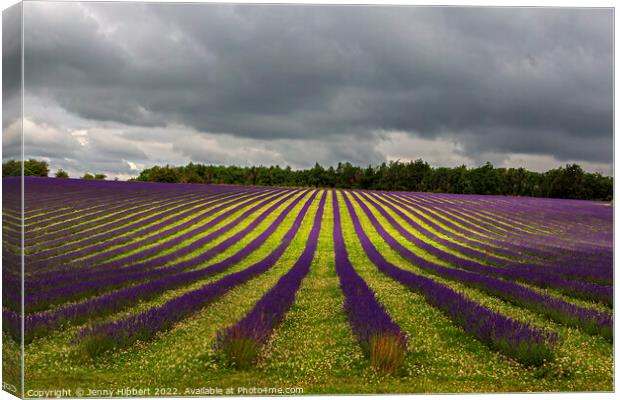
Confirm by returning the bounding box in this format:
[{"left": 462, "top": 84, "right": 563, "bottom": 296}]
[
  {"left": 387, "top": 193, "right": 564, "bottom": 262},
  {"left": 23, "top": 193, "right": 197, "bottom": 238},
  {"left": 7, "top": 191, "right": 214, "bottom": 249},
  {"left": 435, "top": 197, "right": 612, "bottom": 257},
  {"left": 404, "top": 193, "right": 533, "bottom": 233},
  {"left": 2, "top": 250, "right": 20, "bottom": 269},
  {"left": 384, "top": 192, "right": 599, "bottom": 268},
  {"left": 3, "top": 207, "right": 19, "bottom": 215},
  {"left": 73, "top": 190, "right": 319, "bottom": 357},
  {"left": 3, "top": 214, "right": 20, "bottom": 228},
  {"left": 431, "top": 192, "right": 611, "bottom": 243},
  {"left": 416, "top": 192, "right": 572, "bottom": 233},
  {"left": 339, "top": 190, "right": 558, "bottom": 366},
  {"left": 460, "top": 200, "right": 577, "bottom": 237},
  {"left": 24, "top": 189, "right": 187, "bottom": 230},
  {"left": 469, "top": 197, "right": 588, "bottom": 235},
  {"left": 5, "top": 189, "right": 285, "bottom": 297},
  {"left": 2, "top": 224, "right": 19, "bottom": 239},
  {"left": 28, "top": 189, "right": 282, "bottom": 273},
  {"left": 3, "top": 202, "right": 20, "bottom": 215},
  {"left": 26, "top": 191, "right": 215, "bottom": 249},
  {"left": 20, "top": 179, "right": 245, "bottom": 224},
  {"left": 432, "top": 192, "right": 614, "bottom": 269},
  {"left": 17, "top": 189, "right": 270, "bottom": 295},
  {"left": 477, "top": 198, "right": 613, "bottom": 260},
  {"left": 405, "top": 193, "right": 612, "bottom": 263},
  {"left": 398, "top": 194, "right": 612, "bottom": 278},
  {"left": 23, "top": 180, "right": 143, "bottom": 210},
  {"left": 423, "top": 198, "right": 613, "bottom": 269},
  {"left": 399, "top": 193, "right": 576, "bottom": 258},
  {"left": 331, "top": 190, "right": 408, "bottom": 372},
  {"left": 348, "top": 191, "right": 612, "bottom": 339},
  {"left": 2, "top": 220, "right": 21, "bottom": 245},
  {"left": 21, "top": 177, "right": 218, "bottom": 217},
  {"left": 25, "top": 189, "right": 264, "bottom": 264},
  {"left": 389, "top": 193, "right": 612, "bottom": 271},
  {"left": 2, "top": 227, "right": 20, "bottom": 244},
  {"left": 2, "top": 175, "right": 20, "bottom": 199},
  {"left": 4, "top": 207, "right": 20, "bottom": 216},
  {"left": 371, "top": 192, "right": 611, "bottom": 284},
  {"left": 21, "top": 179, "right": 222, "bottom": 214},
  {"left": 24, "top": 189, "right": 290, "bottom": 288},
  {"left": 26, "top": 194, "right": 229, "bottom": 266},
  {"left": 420, "top": 193, "right": 566, "bottom": 234},
  {"left": 2, "top": 230, "right": 20, "bottom": 247},
  {"left": 14, "top": 177, "right": 224, "bottom": 223},
  {"left": 402, "top": 193, "right": 566, "bottom": 245},
  {"left": 22, "top": 176, "right": 219, "bottom": 201},
  {"left": 365, "top": 193, "right": 612, "bottom": 287},
  {"left": 2, "top": 190, "right": 19, "bottom": 206},
  {"left": 12, "top": 189, "right": 293, "bottom": 309},
  {"left": 3, "top": 226, "right": 20, "bottom": 244},
  {"left": 21, "top": 189, "right": 302, "bottom": 312},
  {"left": 12, "top": 190, "right": 312, "bottom": 341},
  {"left": 22, "top": 192, "right": 162, "bottom": 226},
  {"left": 2, "top": 222, "right": 22, "bottom": 344},
  {"left": 215, "top": 190, "right": 328, "bottom": 368}
]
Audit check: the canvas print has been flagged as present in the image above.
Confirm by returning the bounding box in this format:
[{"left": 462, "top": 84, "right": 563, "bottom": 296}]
[{"left": 2, "top": 2, "right": 614, "bottom": 397}]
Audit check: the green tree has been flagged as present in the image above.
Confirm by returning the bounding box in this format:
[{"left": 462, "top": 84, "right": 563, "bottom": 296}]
[
  {"left": 546, "top": 164, "right": 586, "bottom": 199},
  {"left": 136, "top": 165, "right": 180, "bottom": 183},
  {"left": 129, "top": 160, "right": 612, "bottom": 200},
  {"left": 2, "top": 160, "right": 21, "bottom": 176},
  {"left": 24, "top": 159, "right": 49, "bottom": 176},
  {"left": 54, "top": 169, "right": 69, "bottom": 178},
  {"left": 2, "top": 159, "right": 49, "bottom": 177}
]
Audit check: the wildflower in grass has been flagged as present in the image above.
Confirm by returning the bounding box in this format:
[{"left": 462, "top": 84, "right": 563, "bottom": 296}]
[
  {"left": 75, "top": 191, "right": 319, "bottom": 357},
  {"left": 350, "top": 191, "right": 612, "bottom": 341},
  {"left": 332, "top": 190, "right": 408, "bottom": 374},
  {"left": 215, "top": 191, "right": 327, "bottom": 369},
  {"left": 341, "top": 190, "right": 558, "bottom": 366},
  {"left": 22, "top": 191, "right": 309, "bottom": 343}
]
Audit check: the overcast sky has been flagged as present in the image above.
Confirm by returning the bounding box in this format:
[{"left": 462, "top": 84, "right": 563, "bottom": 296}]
[{"left": 3, "top": 3, "right": 613, "bottom": 179}]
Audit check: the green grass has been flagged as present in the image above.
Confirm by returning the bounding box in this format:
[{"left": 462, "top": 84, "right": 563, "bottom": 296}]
[{"left": 2, "top": 331, "right": 22, "bottom": 396}]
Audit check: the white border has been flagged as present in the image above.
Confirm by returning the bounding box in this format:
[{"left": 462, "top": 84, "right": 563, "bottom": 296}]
[{"left": 0, "top": 1, "right": 616, "bottom": 400}]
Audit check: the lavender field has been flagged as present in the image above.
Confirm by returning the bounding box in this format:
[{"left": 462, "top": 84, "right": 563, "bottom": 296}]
[{"left": 2, "top": 176, "right": 613, "bottom": 393}]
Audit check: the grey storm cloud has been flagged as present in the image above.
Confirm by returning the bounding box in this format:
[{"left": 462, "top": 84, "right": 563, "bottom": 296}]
[
  {"left": 12, "top": 2, "right": 614, "bottom": 176},
  {"left": 3, "top": 3, "right": 23, "bottom": 161}
]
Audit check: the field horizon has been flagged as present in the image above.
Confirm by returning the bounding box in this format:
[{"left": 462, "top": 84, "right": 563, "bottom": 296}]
[{"left": 2, "top": 176, "right": 613, "bottom": 395}]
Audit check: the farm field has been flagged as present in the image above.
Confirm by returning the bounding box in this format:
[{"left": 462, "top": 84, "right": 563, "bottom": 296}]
[{"left": 2, "top": 176, "right": 613, "bottom": 394}]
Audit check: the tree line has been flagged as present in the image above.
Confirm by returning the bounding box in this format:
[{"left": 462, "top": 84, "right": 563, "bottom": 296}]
[
  {"left": 133, "top": 160, "right": 612, "bottom": 201},
  {"left": 2, "top": 159, "right": 106, "bottom": 180},
  {"left": 2, "top": 158, "right": 612, "bottom": 200}
]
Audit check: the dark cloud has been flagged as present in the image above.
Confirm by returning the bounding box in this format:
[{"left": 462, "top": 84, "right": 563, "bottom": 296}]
[
  {"left": 17, "top": 3, "right": 613, "bottom": 175},
  {"left": 3, "top": 2, "right": 22, "bottom": 162}
]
